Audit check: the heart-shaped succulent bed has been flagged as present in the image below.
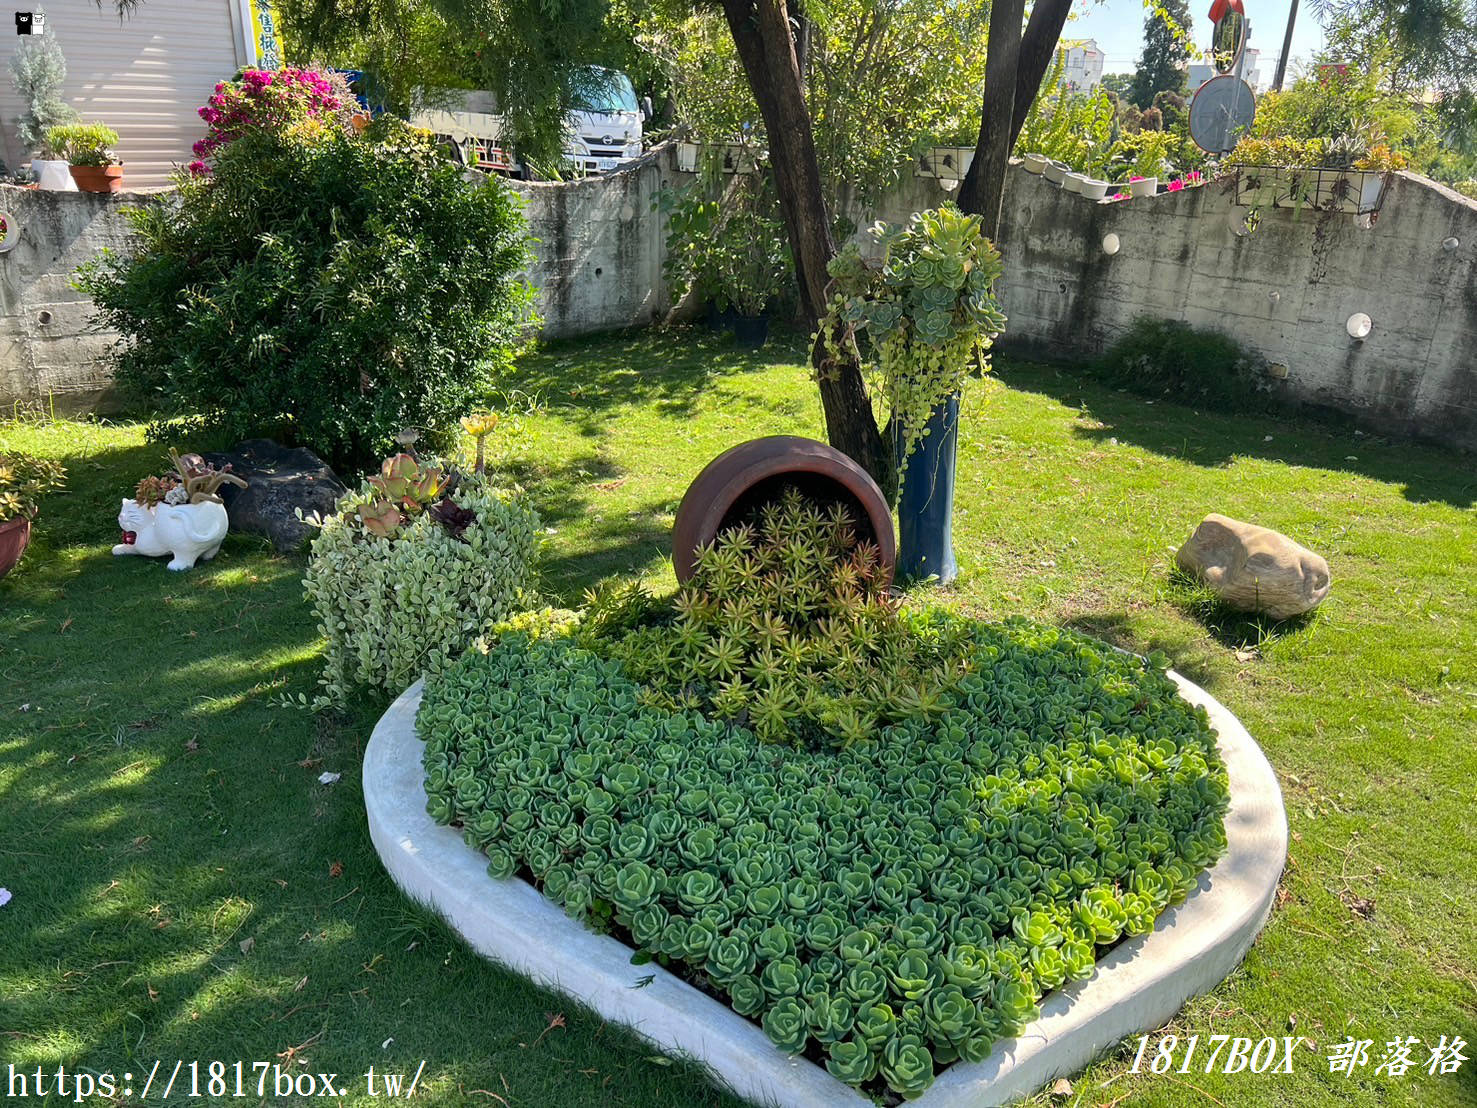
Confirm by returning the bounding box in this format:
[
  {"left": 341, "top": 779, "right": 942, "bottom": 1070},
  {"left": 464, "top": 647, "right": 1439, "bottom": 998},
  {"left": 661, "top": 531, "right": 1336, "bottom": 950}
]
[{"left": 417, "top": 618, "right": 1229, "bottom": 1101}]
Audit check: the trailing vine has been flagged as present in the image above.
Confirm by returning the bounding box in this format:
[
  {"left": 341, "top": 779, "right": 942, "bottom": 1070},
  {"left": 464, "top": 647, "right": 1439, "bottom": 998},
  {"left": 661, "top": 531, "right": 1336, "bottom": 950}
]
[{"left": 820, "top": 205, "right": 1007, "bottom": 489}]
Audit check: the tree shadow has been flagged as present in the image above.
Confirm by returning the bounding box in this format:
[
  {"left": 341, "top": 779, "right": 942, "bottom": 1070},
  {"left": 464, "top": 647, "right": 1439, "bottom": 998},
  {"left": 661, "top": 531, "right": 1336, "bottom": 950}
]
[
  {"left": 996, "top": 361, "right": 1477, "bottom": 510},
  {"left": 505, "top": 326, "right": 810, "bottom": 437},
  {"left": 1062, "top": 609, "right": 1224, "bottom": 692}
]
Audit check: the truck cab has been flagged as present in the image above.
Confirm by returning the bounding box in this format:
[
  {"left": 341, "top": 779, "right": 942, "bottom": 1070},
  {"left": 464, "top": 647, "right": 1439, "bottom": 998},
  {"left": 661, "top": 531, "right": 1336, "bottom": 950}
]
[{"left": 562, "top": 68, "right": 646, "bottom": 173}]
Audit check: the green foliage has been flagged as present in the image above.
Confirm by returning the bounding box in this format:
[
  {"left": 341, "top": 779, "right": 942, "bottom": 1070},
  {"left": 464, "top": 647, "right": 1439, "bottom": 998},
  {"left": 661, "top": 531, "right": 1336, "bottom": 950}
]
[
  {"left": 7, "top": 9, "right": 79, "bottom": 154},
  {"left": 0, "top": 452, "right": 65, "bottom": 523},
  {"left": 418, "top": 615, "right": 1231, "bottom": 1099},
  {"left": 1108, "top": 130, "right": 1174, "bottom": 180},
  {"left": 1095, "top": 318, "right": 1271, "bottom": 411},
  {"left": 596, "top": 490, "right": 968, "bottom": 748},
  {"left": 1014, "top": 85, "right": 1118, "bottom": 177},
  {"left": 660, "top": 175, "right": 793, "bottom": 316},
  {"left": 303, "top": 465, "right": 540, "bottom": 703},
  {"left": 822, "top": 206, "right": 1007, "bottom": 486},
  {"left": 76, "top": 117, "right": 535, "bottom": 469},
  {"left": 1131, "top": 0, "right": 1192, "bottom": 109},
  {"left": 1240, "top": 61, "right": 1433, "bottom": 169},
  {"left": 645, "top": 0, "right": 992, "bottom": 211},
  {"left": 45, "top": 122, "right": 119, "bottom": 167}
]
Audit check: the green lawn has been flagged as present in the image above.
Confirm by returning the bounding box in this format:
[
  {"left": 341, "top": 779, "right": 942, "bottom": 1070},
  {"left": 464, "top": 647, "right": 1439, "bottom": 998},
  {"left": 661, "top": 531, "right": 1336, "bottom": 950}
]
[{"left": 2, "top": 327, "right": 1474, "bottom": 1107}]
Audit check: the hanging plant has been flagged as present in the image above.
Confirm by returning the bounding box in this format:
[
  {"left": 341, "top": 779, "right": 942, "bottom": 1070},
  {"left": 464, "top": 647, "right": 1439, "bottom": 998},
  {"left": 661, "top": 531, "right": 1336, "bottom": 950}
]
[{"left": 820, "top": 205, "right": 1007, "bottom": 486}]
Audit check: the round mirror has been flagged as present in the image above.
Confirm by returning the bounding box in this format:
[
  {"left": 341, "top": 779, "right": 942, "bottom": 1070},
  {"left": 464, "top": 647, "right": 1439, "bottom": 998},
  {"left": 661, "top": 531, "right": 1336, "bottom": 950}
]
[
  {"left": 1346, "top": 312, "right": 1372, "bottom": 340},
  {"left": 1211, "top": 11, "right": 1247, "bottom": 73}
]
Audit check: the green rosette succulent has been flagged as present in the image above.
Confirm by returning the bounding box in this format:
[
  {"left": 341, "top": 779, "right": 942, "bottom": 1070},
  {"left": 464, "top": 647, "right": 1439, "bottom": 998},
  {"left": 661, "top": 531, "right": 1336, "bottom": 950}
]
[
  {"left": 761, "top": 997, "right": 810, "bottom": 1055},
  {"left": 826, "top": 1038, "right": 879, "bottom": 1085}
]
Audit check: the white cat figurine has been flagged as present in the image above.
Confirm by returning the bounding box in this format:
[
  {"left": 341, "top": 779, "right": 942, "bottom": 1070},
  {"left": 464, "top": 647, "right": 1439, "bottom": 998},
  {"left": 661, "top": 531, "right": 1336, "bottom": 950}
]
[{"left": 113, "top": 498, "right": 229, "bottom": 571}]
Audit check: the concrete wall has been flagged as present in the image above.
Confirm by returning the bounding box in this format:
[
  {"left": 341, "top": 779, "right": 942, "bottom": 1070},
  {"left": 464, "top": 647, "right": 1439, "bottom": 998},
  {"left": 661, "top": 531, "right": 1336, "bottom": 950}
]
[
  {"left": 3, "top": 149, "right": 1474, "bottom": 452},
  {"left": 0, "top": 184, "right": 156, "bottom": 413},
  {"left": 509, "top": 150, "right": 677, "bottom": 338},
  {"left": 968, "top": 169, "right": 1477, "bottom": 452}
]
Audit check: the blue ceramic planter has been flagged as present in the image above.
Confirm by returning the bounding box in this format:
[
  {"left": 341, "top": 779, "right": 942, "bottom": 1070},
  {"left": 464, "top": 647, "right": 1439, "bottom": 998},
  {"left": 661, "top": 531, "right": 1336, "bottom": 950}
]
[{"left": 896, "top": 393, "right": 960, "bottom": 584}]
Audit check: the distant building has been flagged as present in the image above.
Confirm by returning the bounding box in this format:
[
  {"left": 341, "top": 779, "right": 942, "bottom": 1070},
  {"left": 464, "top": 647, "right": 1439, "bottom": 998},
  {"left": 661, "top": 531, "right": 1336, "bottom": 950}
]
[
  {"left": 1189, "top": 47, "right": 1262, "bottom": 93},
  {"left": 1061, "top": 39, "right": 1105, "bottom": 94}
]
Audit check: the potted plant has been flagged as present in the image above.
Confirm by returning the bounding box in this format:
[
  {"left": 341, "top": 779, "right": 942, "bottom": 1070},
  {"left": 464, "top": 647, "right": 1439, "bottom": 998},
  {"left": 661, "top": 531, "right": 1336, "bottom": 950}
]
[
  {"left": 112, "top": 450, "right": 246, "bottom": 570},
  {"left": 46, "top": 122, "right": 124, "bottom": 192},
  {"left": 821, "top": 205, "right": 1007, "bottom": 583},
  {"left": 9, "top": 8, "right": 80, "bottom": 191},
  {"left": 661, "top": 175, "right": 792, "bottom": 347},
  {"left": 0, "top": 453, "right": 66, "bottom": 579},
  {"left": 1023, "top": 152, "right": 1049, "bottom": 174}
]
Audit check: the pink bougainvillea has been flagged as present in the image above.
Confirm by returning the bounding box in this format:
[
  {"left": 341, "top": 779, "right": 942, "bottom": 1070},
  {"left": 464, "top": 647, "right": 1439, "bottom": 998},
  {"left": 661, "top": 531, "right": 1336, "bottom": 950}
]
[
  {"left": 190, "top": 68, "right": 351, "bottom": 173},
  {"left": 1167, "top": 178, "right": 1185, "bottom": 192}
]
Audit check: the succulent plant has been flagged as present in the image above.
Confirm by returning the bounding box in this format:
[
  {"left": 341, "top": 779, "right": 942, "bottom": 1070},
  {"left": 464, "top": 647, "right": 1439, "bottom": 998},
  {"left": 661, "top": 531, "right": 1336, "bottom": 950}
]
[
  {"left": 417, "top": 614, "right": 1230, "bottom": 1099},
  {"left": 133, "top": 474, "right": 179, "bottom": 509},
  {"left": 0, "top": 453, "right": 66, "bottom": 523}
]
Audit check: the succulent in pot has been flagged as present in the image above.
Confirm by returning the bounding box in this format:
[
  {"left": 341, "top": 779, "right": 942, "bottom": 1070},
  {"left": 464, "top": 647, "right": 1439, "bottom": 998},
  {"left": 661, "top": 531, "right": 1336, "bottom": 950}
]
[
  {"left": 0, "top": 453, "right": 66, "bottom": 579},
  {"left": 112, "top": 450, "right": 246, "bottom": 571},
  {"left": 46, "top": 122, "right": 124, "bottom": 192}
]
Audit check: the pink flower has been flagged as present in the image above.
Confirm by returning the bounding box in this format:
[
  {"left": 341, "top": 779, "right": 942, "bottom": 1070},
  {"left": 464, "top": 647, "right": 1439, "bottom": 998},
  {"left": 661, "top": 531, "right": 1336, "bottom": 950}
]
[
  {"left": 1129, "top": 175, "right": 1145, "bottom": 183},
  {"left": 1167, "top": 179, "right": 1184, "bottom": 192},
  {"left": 187, "top": 160, "right": 211, "bottom": 176}
]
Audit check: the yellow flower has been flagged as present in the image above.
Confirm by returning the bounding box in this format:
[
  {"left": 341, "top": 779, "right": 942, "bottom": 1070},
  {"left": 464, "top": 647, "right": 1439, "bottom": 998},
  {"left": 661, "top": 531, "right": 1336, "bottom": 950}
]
[{"left": 460, "top": 411, "right": 500, "bottom": 437}]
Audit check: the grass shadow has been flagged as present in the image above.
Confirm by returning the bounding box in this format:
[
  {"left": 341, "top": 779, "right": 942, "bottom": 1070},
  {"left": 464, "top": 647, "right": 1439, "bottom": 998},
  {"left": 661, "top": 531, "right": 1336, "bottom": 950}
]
[
  {"left": 1161, "top": 568, "right": 1320, "bottom": 652},
  {"left": 996, "top": 361, "right": 1477, "bottom": 510}
]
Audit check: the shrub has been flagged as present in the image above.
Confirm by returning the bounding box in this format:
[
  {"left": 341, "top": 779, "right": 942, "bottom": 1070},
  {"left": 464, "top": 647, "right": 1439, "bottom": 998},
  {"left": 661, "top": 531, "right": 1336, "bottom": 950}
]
[
  {"left": 1095, "top": 318, "right": 1270, "bottom": 410},
  {"left": 303, "top": 458, "right": 540, "bottom": 703},
  {"left": 190, "top": 67, "right": 353, "bottom": 173},
  {"left": 45, "top": 122, "right": 119, "bottom": 166},
  {"left": 77, "top": 111, "right": 535, "bottom": 469},
  {"left": 418, "top": 617, "right": 1230, "bottom": 1100}
]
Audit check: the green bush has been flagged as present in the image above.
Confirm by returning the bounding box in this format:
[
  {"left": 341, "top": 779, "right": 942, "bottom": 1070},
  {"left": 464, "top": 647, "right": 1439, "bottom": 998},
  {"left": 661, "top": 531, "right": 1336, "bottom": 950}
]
[
  {"left": 77, "top": 117, "right": 535, "bottom": 469},
  {"left": 303, "top": 462, "right": 540, "bottom": 703},
  {"left": 1095, "top": 318, "right": 1270, "bottom": 410},
  {"left": 418, "top": 617, "right": 1230, "bottom": 1100}
]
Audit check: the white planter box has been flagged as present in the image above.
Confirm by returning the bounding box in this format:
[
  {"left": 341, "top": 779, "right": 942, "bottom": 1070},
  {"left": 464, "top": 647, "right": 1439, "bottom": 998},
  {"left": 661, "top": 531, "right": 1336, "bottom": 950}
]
[
  {"left": 1130, "top": 176, "right": 1158, "bottom": 198},
  {"left": 32, "top": 158, "right": 77, "bottom": 191},
  {"left": 366, "top": 668, "right": 1287, "bottom": 1108}
]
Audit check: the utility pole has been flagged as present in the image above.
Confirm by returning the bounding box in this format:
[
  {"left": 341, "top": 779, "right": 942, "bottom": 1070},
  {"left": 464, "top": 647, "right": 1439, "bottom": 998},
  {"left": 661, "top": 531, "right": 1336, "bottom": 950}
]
[{"left": 1272, "top": 0, "right": 1298, "bottom": 90}]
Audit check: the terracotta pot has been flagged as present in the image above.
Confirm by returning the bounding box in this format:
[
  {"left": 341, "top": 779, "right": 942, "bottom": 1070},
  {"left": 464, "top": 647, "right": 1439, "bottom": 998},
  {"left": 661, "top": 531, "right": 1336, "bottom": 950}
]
[
  {"left": 0, "top": 515, "right": 32, "bottom": 580},
  {"left": 672, "top": 436, "right": 896, "bottom": 587},
  {"left": 69, "top": 165, "right": 125, "bottom": 193}
]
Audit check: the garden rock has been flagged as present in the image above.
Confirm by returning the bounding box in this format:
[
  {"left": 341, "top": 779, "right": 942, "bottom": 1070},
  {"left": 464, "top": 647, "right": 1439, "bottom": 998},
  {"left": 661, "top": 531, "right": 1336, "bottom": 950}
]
[
  {"left": 202, "top": 440, "right": 346, "bottom": 552},
  {"left": 1175, "top": 514, "right": 1330, "bottom": 619}
]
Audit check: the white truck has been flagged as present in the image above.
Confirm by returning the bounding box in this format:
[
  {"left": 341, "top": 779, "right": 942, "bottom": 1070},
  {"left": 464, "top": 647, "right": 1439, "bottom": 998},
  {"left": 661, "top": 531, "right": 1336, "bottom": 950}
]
[{"left": 410, "top": 68, "right": 647, "bottom": 177}]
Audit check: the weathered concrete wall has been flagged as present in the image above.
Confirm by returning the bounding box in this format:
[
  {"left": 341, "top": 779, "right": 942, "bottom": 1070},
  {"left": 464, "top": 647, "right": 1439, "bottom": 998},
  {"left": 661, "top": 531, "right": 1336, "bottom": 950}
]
[
  {"left": 0, "top": 185, "right": 164, "bottom": 413},
  {"left": 510, "top": 150, "right": 680, "bottom": 338},
  {"left": 3, "top": 151, "right": 1474, "bottom": 452},
  {"left": 958, "top": 168, "right": 1477, "bottom": 452}
]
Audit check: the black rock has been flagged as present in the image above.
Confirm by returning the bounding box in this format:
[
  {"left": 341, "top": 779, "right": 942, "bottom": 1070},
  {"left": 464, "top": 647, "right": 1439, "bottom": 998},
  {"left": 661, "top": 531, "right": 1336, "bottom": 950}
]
[{"left": 202, "top": 440, "right": 347, "bottom": 553}]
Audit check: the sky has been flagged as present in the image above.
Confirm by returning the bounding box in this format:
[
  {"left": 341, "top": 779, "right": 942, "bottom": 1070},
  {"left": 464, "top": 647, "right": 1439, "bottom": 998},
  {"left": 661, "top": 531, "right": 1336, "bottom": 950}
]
[{"left": 1067, "top": 0, "right": 1330, "bottom": 86}]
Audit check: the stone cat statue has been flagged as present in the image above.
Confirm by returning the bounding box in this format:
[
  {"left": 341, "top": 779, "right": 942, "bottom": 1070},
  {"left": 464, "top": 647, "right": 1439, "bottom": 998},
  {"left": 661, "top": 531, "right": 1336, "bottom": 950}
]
[{"left": 113, "top": 498, "right": 229, "bottom": 571}]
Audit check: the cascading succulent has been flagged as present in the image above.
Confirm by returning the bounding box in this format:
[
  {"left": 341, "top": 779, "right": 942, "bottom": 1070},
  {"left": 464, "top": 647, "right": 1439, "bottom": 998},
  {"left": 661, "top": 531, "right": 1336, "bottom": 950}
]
[{"left": 418, "top": 612, "right": 1230, "bottom": 1100}]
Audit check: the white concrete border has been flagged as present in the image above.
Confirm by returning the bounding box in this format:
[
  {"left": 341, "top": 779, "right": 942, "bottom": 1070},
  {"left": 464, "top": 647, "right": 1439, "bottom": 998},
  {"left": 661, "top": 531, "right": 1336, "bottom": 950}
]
[{"left": 365, "top": 670, "right": 1286, "bottom": 1108}]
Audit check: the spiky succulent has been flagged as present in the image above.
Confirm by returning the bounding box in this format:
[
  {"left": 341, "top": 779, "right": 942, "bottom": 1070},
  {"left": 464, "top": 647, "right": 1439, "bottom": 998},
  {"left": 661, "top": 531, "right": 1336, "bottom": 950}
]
[
  {"left": 419, "top": 615, "right": 1230, "bottom": 1100},
  {"left": 594, "top": 488, "right": 970, "bottom": 748}
]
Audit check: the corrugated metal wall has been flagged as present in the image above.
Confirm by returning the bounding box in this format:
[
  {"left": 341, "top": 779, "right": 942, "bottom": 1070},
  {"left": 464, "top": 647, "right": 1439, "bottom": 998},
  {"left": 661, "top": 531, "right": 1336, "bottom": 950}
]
[{"left": 0, "top": 0, "right": 249, "bottom": 189}]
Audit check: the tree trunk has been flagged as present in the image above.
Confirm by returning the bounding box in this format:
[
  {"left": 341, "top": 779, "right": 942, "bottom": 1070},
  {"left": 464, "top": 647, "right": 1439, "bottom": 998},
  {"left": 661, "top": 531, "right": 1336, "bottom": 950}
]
[
  {"left": 720, "top": 0, "right": 894, "bottom": 500},
  {"left": 958, "top": 0, "right": 1071, "bottom": 233},
  {"left": 958, "top": 0, "right": 1025, "bottom": 237}
]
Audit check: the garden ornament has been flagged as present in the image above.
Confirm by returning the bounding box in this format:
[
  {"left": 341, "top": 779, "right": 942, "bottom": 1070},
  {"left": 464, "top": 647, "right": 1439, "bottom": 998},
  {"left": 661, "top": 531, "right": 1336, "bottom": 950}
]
[{"left": 113, "top": 498, "right": 231, "bottom": 571}]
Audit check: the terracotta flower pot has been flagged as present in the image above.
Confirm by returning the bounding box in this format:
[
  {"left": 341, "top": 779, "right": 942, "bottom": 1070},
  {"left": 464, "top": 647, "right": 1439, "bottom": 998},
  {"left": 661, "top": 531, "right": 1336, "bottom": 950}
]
[
  {"left": 0, "top": 515, "right": 33, "bottom": 580},
  {"left": 69, "top": 165, "right": 125, "bottom": 193},
  {"left": 672, "top": 436, "right": 896, "bottom": 587}
]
